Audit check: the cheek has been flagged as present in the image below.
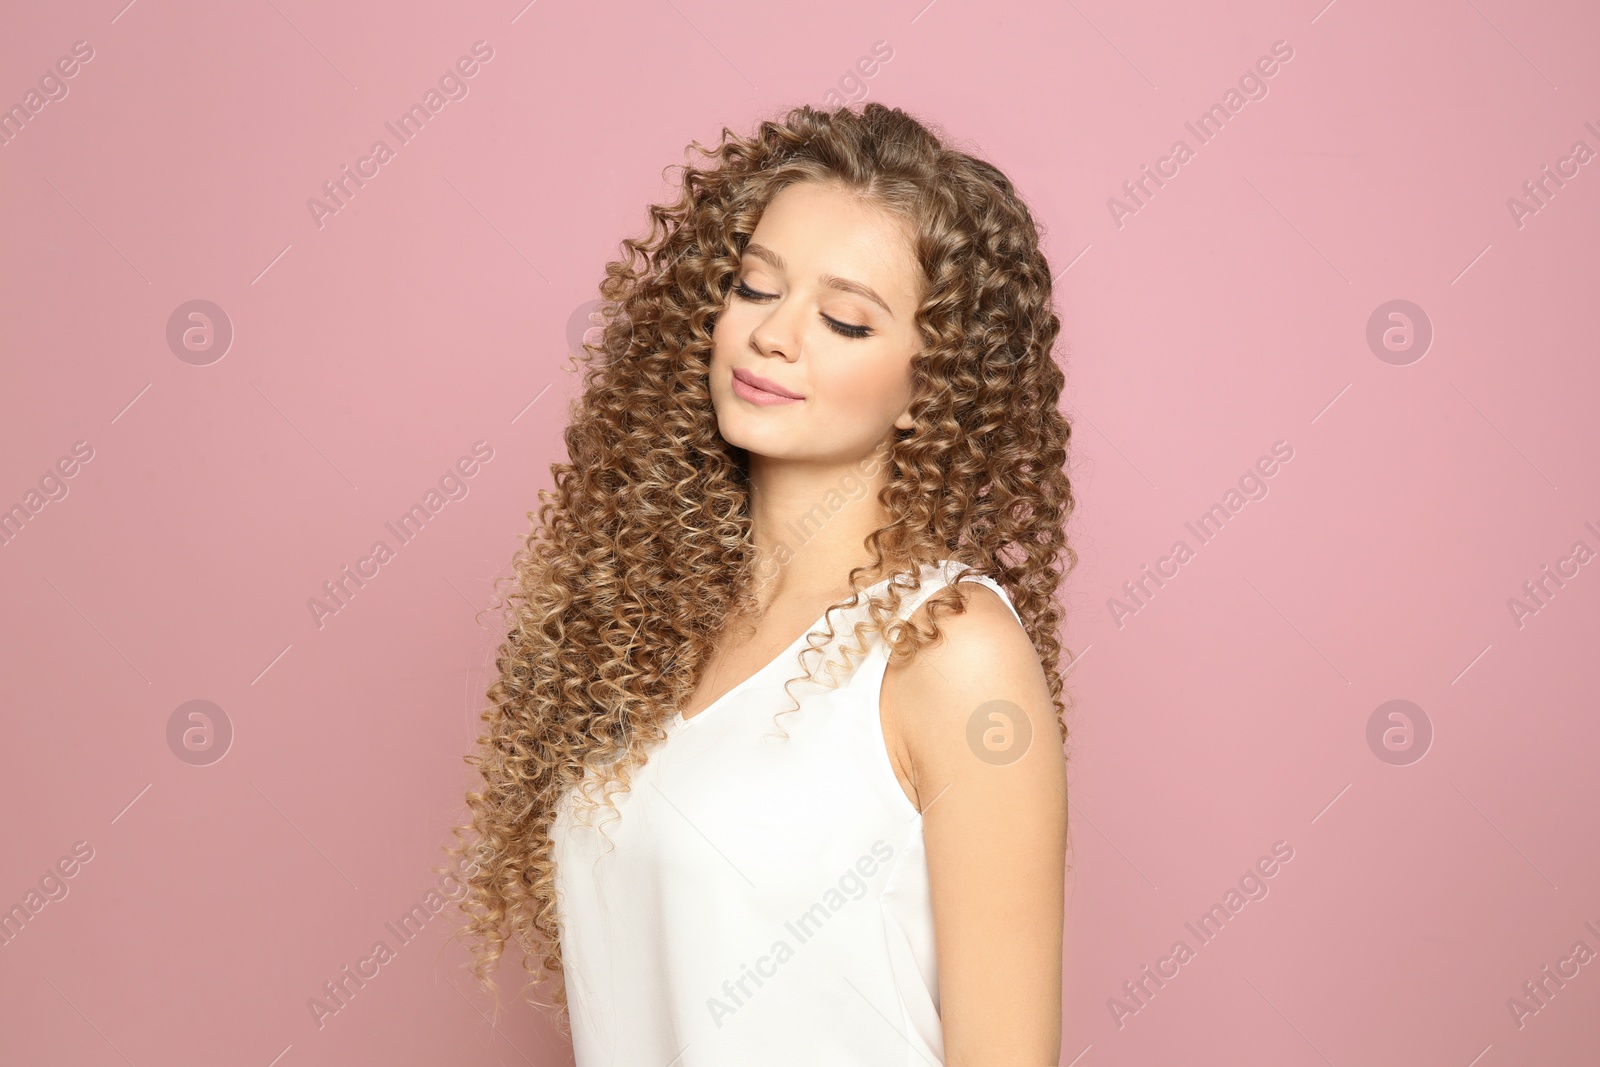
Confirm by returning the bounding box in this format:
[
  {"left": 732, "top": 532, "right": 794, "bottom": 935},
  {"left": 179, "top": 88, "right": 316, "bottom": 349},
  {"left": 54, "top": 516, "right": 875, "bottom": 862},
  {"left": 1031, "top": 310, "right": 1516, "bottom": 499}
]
[
  {"left": 815, "top": 351, "right": 913, "bottom": 418},
  {"left": 710, "top": 305, "right": 755, "bottom": 362}
]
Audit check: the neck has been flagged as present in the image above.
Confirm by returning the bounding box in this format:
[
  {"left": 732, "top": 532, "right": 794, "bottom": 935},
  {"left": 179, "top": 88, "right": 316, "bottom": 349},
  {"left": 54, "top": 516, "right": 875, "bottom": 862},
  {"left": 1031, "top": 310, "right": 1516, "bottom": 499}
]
[{"left": 744, "top": 446, "right": 905, "bottom": 606}]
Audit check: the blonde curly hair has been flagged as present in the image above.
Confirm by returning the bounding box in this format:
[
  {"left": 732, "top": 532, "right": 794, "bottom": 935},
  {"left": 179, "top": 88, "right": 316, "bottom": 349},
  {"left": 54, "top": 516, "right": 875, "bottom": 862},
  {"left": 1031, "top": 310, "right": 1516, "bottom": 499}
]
[{"left": 438, "top": 100, "right": 1078, "bottom": 1023}]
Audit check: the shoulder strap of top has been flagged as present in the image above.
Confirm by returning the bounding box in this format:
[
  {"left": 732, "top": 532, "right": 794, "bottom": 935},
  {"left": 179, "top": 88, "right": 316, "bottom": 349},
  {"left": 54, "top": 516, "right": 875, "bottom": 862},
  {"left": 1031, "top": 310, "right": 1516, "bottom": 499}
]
[
  {"left": 819, "top": 561, "right": 1025, "bottom": 691},
  {"left": 947, "top": 566, "right": 1025, "bottom": 628},
  {"left": 887, "top": 560, "right": 1024, "bottom": 628}
]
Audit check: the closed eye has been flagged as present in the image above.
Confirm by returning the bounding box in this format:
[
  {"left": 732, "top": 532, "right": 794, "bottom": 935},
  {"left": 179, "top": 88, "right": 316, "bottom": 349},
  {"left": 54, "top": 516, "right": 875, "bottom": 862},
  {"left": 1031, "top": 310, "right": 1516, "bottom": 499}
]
[{"left": 732, "top": 280, "right": 873, "bottom": 339}]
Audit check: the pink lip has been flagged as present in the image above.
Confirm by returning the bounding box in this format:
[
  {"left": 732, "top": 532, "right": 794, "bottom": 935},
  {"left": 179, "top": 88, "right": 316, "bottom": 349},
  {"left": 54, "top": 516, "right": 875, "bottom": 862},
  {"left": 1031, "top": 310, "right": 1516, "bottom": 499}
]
[{"left": 731, "top": 368, "right": 804, "bottom": 404}]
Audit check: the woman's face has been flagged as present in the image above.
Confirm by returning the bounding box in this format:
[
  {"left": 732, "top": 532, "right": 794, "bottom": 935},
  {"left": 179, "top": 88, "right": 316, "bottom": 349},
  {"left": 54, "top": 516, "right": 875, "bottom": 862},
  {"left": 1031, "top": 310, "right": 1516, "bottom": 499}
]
[{"left": 709, "top": 180, "right": 925, "bottom": 465}]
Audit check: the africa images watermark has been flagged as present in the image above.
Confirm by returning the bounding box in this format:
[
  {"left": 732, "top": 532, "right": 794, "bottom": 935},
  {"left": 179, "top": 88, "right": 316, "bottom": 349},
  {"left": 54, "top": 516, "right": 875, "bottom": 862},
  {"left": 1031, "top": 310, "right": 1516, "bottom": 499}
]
[
  {"left": 0, "top": 440, "right": 95, "bottom": 549},
  {"left": 0, "top": 39, "right": 95, "bottom": 149},
  {"left": 1107, "top": 40, "right": 1296, "bottom": 229},
  {"left": 706, "top": 839, "right": 896, "bottom": 1029},
  {"left": 305, "top": 853, "right": 483, "bottom": 1030},
  {"left": 819, "top": 39, "right": 894, "bottom": 109},
  {"left": 753, "top": 448, "right": 892, "bottom": 583},
  {"left": 306, "top": 40, "right": 495, "bottom": 230},
  {"left": 1505, "top": 518, "right": 1600, "bottom": 630},
  {"left": 1505, "top": 117, "right": 1600, "bottom": 230},
  {"left": 1505, "top": 917, "right": 1600, "bottom": 1031},
  {"left": 1108, "top": 440, "right": 1296, "bottom": 628},
  {"left": 306, "top": 441, "right": 495, "bottom": 630},
  {"left": 1108, "top": 839, "right": 1296, "bottom": 1028},
  {"left": 0, "top": 840, "right": 96, "bottom": 949}
]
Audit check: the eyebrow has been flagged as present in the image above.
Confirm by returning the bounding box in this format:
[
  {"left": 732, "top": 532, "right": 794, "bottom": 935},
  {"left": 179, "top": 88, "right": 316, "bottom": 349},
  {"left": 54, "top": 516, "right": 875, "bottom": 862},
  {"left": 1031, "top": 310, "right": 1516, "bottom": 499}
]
[{"left": 743, "top": 242, "right": 895, "bottom": 318}]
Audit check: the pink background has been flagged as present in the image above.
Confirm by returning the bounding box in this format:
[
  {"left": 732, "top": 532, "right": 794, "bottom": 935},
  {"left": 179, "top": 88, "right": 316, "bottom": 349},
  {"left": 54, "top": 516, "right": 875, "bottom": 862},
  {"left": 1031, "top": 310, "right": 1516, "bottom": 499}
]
[{"left": 3, "top": 0, "right": 1597, "bottom": 1063}]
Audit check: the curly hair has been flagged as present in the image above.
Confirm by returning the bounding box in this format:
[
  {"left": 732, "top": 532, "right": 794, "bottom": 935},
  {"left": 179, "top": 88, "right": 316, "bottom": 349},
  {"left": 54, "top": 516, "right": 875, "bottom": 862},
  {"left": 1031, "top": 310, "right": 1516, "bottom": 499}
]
[{"left": 438, "top": 100, "right": 1078, "bottom": 1024}]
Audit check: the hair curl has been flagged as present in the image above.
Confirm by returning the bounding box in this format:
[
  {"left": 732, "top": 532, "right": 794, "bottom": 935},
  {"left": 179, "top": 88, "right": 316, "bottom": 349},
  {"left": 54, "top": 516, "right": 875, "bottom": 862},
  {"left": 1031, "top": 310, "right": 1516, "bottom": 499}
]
[{"left": 438, "top": 101, "right": 1078, "bottom": 1025}]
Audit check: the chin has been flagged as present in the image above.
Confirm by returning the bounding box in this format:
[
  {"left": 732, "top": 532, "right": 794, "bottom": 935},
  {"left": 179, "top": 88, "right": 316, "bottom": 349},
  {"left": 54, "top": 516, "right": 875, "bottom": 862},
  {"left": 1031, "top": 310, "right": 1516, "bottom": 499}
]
[{"left": 714, "top": 414, "right": 791, "bottom": 460}]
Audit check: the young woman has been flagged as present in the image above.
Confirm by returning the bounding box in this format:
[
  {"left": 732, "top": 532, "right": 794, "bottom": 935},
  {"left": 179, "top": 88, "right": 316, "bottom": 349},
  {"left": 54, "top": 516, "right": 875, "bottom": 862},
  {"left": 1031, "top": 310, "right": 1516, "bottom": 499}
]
[{"left": 443, "top": 102, "right": 1076, "bottom": 1066}]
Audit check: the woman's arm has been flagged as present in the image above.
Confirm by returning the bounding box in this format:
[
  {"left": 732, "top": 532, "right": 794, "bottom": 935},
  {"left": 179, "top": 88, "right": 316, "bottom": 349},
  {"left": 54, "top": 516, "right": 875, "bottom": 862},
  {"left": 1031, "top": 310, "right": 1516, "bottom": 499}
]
[{"left": 883, "top": 583, "right": 1069, "bottom": 1066}]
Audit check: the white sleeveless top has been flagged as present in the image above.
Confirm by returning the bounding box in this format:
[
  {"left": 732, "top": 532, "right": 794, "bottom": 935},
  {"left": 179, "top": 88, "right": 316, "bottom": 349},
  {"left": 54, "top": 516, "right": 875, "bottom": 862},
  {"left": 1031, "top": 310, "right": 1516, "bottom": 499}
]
[{"left": 549, "top": 559, "right": 1024, "bottom": 1066}]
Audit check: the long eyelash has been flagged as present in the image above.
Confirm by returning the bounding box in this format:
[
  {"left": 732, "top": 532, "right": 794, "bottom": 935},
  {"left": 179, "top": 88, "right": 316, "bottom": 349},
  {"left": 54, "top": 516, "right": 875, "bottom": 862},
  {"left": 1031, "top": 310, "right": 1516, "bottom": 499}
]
[{"left": 732, "top": 281, "right": 872, "bottom": 339}]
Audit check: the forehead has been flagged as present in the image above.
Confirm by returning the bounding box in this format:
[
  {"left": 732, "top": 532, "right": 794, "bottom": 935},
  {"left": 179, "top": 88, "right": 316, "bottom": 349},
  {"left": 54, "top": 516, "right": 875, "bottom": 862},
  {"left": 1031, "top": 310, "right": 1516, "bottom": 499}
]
[{"left": 745, "top": 182, "right": 922, "bottom": 305}]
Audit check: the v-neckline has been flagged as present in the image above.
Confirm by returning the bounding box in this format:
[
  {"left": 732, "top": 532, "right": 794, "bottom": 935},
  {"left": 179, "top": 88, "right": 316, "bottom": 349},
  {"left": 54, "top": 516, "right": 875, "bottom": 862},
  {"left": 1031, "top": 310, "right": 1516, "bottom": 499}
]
[{"left": 671, "top": 564, "right": 946, "bottom": 730}]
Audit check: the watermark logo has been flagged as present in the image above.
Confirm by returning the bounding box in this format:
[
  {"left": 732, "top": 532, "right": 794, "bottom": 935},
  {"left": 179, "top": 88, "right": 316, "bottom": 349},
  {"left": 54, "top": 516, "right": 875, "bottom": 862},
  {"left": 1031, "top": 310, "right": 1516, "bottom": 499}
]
[
  {"left": 566, "top": 299, "right": 605, "bottom": 361},
  {"left": 1365, "top": 299, "right": 1432, "bottom": 366},
  {"left": 1365, "top": 699, "right": 1431, "bottom": 766},
  {"left": 966, "top": 699, "right": 1032, "bottom": 765},
  {"left": 167, "top": 699, "right": 233, "bottom": 766},
  {"left": 166, "top": 300, "right": 233, "bottom": 366}
]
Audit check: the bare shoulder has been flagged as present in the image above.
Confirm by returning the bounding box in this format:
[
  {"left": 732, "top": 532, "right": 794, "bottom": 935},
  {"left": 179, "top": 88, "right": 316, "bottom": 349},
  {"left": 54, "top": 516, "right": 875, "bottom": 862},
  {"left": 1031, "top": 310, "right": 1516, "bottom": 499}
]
[
  {"left": 893, "top": 579, "right": 1039, "bottom": 690},
  {"left": 881, "top": 580, "right": 1062, "bottom": 807},
  {"left": 880, "top": 577, "right": 1068, "bottom": 1056}
]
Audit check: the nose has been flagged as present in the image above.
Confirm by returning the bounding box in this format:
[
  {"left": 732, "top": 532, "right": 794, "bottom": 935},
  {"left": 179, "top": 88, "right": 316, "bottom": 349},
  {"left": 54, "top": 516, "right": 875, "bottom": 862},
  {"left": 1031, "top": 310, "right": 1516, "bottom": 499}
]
[{"left": 749, "top": 294, "right": 804, "bottom": 362}]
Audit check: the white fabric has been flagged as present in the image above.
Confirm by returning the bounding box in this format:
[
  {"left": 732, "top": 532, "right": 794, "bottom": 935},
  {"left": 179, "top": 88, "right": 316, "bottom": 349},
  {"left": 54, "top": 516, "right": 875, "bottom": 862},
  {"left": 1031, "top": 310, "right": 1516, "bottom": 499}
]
[{"left": 549, "top": 559, "right": 1024, "bottom": 1066}]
